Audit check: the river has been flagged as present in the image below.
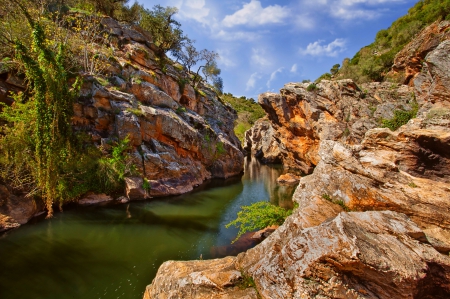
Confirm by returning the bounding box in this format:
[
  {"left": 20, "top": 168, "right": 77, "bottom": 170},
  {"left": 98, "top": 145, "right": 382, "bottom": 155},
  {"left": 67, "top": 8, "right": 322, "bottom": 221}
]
[{"left": 0, "top": 158, "right": 296, "bottom": 299}]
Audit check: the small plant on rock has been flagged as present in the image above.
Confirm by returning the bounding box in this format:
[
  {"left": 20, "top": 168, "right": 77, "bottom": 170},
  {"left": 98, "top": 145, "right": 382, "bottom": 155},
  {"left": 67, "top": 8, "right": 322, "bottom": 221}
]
[
  {"left": 307, "top": 83, "right": 318, "bottom": 92},
  {"left": 225, "top": 201, "right": 293, "bottom": 243}
]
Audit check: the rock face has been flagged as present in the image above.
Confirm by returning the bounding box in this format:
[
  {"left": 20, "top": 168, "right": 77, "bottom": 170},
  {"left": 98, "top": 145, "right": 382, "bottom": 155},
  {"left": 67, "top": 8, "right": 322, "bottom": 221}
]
[
  {"left": 0, "top": 184, "right": 44, "bottom": 232},
  {"left": 70, "top": 18, "right": 243, "bottom": 197},
  {"left": 145, "top": 21, "right": 450, "bottom": 299},
  {"left": 0, "top": 15, "right": 244, "bottom": 228},
  {"left": 388, "top": 21, "right": 450, "bottom": 86},
  {"left": 245, "top": 79, "right": 415, "bottom": 173},
  {"left": 143, "top": 257, "right": 258, "bottom": 299}
]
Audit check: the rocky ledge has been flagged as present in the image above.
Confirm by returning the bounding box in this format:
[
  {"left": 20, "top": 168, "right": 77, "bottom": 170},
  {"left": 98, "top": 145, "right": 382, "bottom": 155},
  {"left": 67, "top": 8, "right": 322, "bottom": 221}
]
[
  {"left": 145, "top": 21, "right": 450, "bottom": 298},
  {"left": 0, "top": 16, "right": 243, "bottom": 231}
]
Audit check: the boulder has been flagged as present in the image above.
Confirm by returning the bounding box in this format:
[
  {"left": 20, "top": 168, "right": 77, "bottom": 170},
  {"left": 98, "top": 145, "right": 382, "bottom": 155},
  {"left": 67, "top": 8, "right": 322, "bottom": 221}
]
[
  {"left": 246, "top": 80, "right": 415, "bottom": 173},
  {"left": 125, "top": 177, "right": 148, "bottom": 200},
  {"left": 276, "top": 173, "right": 300, "bottom": 185},
  {"left": 0, "top": 184, "right": 44, "bottom": 232},
  {"left": 143, "top": 257, "right": 258, "bottom": 299},
  {"left": 78, "top": 193, "right": 113, "bottom": 205}
]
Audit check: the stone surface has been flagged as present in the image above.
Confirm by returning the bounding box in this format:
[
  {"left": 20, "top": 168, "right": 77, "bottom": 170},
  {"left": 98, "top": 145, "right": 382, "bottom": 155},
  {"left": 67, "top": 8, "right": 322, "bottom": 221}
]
[
  {"left": 145, "top": 20, "right": 450, "bottom": 299},
  {"left": 144, "top": 257, "right": 258, "bottom": 299},
  {"left": 78, "top": 193, "right": 113, "bottom": 205},
  {"left": 276, "top": 173, "right": 300, "bottom": 185},
  {"left": 125, "top": 177, "right": 149, "bottom": 200},
  {"left": 246, "top": 80, "right": 415, "bottom": 173},
  {"left": 0, "top": 184, "right": 44, "bottom": 232},
  {"left": 237, "top": 211, "right": 450, "bottom": 299},
  {"left": 388, "top": 21, "right": 450, "bottom": 86}
]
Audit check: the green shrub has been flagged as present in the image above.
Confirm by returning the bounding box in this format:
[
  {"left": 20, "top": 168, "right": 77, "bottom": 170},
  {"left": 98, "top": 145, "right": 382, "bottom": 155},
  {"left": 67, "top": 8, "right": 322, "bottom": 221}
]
[
  {"left": 307, "top": 83, "right": 318, "bottom": 92},
  {"left": 381, "top": 101, "right": 418, "bottom": 131},
  {"left": 142, "top": 178, "right": 151, "bottom": 191},
  {"left": 225, "top": 201, "right": 293, "bottom": 243},
  {"left": 97, "top": 137, "right": 136, "bottom": 193},
  {"left": 126, "top": 107, "right": 144, "bottom": 117}
]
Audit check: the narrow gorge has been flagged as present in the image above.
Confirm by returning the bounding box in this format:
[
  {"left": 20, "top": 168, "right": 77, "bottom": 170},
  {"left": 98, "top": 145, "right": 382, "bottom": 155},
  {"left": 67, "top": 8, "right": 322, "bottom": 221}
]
[{"left": 144, "top": 21, "right": 450, "bottom": 299}]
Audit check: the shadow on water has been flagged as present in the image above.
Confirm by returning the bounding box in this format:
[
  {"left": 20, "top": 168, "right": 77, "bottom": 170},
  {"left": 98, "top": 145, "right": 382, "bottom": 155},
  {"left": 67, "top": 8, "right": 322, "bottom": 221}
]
[{"left": 0, "top": 157, "right": 295, "bottom": 299}]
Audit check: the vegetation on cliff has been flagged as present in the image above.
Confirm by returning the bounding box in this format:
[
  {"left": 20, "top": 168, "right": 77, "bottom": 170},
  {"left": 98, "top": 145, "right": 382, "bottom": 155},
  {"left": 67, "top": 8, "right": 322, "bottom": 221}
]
[
  {"left": 320, "top": 0, "right": 450, "bottom": 83},
  {"left": 0, "top": 0, "right": 225, "bottom": 215},
  {"left": 220, "top": 93, "right": 265, "bottom": 143},
  {"left": 225, "top": 201, "right": 293, "bottom": 243}
]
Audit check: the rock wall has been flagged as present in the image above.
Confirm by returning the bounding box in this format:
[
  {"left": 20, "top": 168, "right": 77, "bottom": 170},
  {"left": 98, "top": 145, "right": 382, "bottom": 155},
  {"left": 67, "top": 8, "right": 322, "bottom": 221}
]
[
  {"left": 245, "top": 79, "right": 416, "bottom": 174},
  {"left": 0, "top": 16, "right": 244, "bottom": 231},
  {"left": 145, "top": 21, "right": 450, "bottom": 298}
]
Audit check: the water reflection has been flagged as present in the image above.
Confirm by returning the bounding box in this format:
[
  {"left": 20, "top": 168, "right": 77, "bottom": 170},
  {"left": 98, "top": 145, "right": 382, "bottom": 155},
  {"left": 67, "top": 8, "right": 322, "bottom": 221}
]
[{"left": 0, "top": 157, "right": 295, "bottom": 299}]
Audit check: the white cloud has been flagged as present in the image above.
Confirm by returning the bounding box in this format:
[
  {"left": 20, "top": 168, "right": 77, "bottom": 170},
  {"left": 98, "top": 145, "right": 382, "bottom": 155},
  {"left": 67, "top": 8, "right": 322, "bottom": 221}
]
[
  {"left": 290, "top": 64, "right": 298, "bottom": 73},
  {"left": 223, "top": 0, "right": 289, "bottom": 27},
  {"left": 214, "top": 30, "right": 262, "bottom": 41},
  {"left": 299, "top": 38, "right": 346, "bottom": 57},
  {"left": 217, "top": 49, "right": 237, "bottom": 68},
  {"left": 246, "top": 72, "right": 262, "bottom": 91},
  {"left": 251, "top": 48, "right": 272, "bottom": 67},
  {"left": 179, "top": 0, "right": 210, "bottom": 24},
  {"left": 267, "top": 68, "right": 284, "bottom": 88},
  {"left": 330, "top": 7, "right": 381, "bottom": 19}
]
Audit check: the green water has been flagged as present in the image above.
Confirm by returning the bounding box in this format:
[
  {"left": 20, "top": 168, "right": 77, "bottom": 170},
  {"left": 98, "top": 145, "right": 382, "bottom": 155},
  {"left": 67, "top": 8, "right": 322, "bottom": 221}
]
[{"left": 0, "top": 158, "right": 296, "bottom": 299}]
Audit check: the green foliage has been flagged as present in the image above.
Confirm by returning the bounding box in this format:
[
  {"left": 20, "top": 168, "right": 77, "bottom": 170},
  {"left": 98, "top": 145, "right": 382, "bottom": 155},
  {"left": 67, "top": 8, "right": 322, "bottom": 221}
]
[
  {"left": 238, "top": 271, "right": 257, "bottom": 290},
  {"left": 381, "top": 101, "right": 418, "bottom": 131},
  {"left": 337, "top": 0, "right": 450, "bottom": 83},
  {"left": 408, "top": 182, "right": 418, "bottom": 188},
  {"left": 307, "top": 83, "right": 318, "bottom": 91},
  {"left": 138, "top": 5, "right": 187, "bottom": 56},
  {"left": 142, "top": 177, "right": 151, "bottom": 191},
  {"left": 315, "top": 73, "right": 331, "bottom": 82},
  {"left": 215, "top": 141, "right": 226, "bottom": 156},
  {"left": 175, "top": 106, "right": 187, "bottom": 114},
  {"left": 221, "top": 93, "right": 265, "bottom": 143},
  {"left": 9, "top": 14, "right": 83, "bottom": 215},
  {"left": 342, "top": 127, "right": 350, "bottom": 137},
  {"left": 177, "top": 78, "right": 189, "bottom": 94},
  {"left": 225, "top": 201, "right": 293, "bottom": 243},
  {"left": 97, "top": 137, "right": 136, "bottom": 193},
  {"left": 322, "top": 194, "right": 332, "bottom": 201},
  {"left": 322, "top": 194, "right": 351, "bottom": 211},
  {"left": 126, "top": 107, "right": 143, "bottom": 117},
  {"left": 330, "top": 63, "right": 340, "bottom": 75}
]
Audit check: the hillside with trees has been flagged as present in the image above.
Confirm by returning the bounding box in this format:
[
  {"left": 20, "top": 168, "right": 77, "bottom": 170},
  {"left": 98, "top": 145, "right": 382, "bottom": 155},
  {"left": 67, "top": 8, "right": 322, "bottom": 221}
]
[
  {"left": 319, "top": 0, "right": 450, "bottom": 83},
  {"left": 0, "top": 0, "right": 238, "bottom": 219}
]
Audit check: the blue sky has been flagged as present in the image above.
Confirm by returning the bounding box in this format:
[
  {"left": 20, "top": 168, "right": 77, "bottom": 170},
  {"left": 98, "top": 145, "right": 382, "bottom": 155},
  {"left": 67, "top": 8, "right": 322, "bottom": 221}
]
[{"left": 139, "top": 0, "right": 418, "bottom": 100}]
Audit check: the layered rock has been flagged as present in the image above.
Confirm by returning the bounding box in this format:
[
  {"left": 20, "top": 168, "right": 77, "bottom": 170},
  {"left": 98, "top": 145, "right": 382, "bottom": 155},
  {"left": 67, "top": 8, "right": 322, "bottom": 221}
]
[
  {"left": 0, "top": 15, "right": 243, "bottom": 228},
  {"left": 245, "top": 79, "right": 416, "bottom": 173},
  {"left": 69, "top": 18, "right": 243, "bottom": 197},
  {"left": 0, "top": 184, "right": 44, "bottom": 232},
  {"left": 145, "top": 20, "right": 450, "bottom": 299},
  {"left": 388, "top": 20, "right": 450, "bottom": 86}
]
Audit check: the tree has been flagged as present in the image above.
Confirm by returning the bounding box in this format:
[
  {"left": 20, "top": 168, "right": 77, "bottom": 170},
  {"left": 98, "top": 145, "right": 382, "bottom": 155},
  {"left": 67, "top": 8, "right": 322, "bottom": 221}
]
[
  {"left": 202, "top": 60, "right": 221, "bottom": 83},
  {"left": 193, "top": 49, "right": 219, "bottom": 87},
  {"left": 173, "top": 38, "right": 198, "bottom": 73},
  {"left": 330, "top": 63, "right": 340, "bottom": 76},
  {"left": 139, "top": 5, "right": 187, "bottom": 56},
  {"left": 213, "top": 76, "right": 223, "bottom": 94}
]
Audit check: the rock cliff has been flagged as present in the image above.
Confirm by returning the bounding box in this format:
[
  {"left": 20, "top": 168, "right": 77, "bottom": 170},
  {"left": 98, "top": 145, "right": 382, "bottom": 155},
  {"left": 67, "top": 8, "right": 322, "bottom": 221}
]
[
  {"left": 0, "top": 16, "right": 243, "bottom": 231},
  {"left": 145, "top": 21, "right": 450, "bottom": 298}
]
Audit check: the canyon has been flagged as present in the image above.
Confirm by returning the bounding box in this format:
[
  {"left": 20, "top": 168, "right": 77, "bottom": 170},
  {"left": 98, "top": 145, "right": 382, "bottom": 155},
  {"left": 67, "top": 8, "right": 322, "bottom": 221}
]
[{"left": 145, "top": 21, "right": 450, "bottom": 299}]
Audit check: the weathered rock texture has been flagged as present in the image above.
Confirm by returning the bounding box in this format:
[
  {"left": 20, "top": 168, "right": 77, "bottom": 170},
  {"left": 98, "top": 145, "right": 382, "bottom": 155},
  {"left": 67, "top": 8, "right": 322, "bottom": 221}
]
[
  {"left": 71, "top": 18, "right": 243, "bottom": 199},
  {"left": 245, "top": 80, "right": 416, "bottom": 174},
  {"left": 0, "top": 16, "right": 243, "bottom": 228},
  {"left": 145, "top": 21, "right": 450, "bottom": 299},
  {"left": 0, "top": 184, "right": 44, "bottom": 232},
  {"left": 143, "top": 257, "right": 258, "bottom": 299},
  {"left": 388, "top": 21, "right": 450, "bottom": 86}
]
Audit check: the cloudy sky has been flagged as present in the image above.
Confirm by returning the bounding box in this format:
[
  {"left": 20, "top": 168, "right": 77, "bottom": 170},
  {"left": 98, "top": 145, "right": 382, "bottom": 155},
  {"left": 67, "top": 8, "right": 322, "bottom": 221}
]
[{"left": 139, "top": 0, "right": 417, "bottom": 100}]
